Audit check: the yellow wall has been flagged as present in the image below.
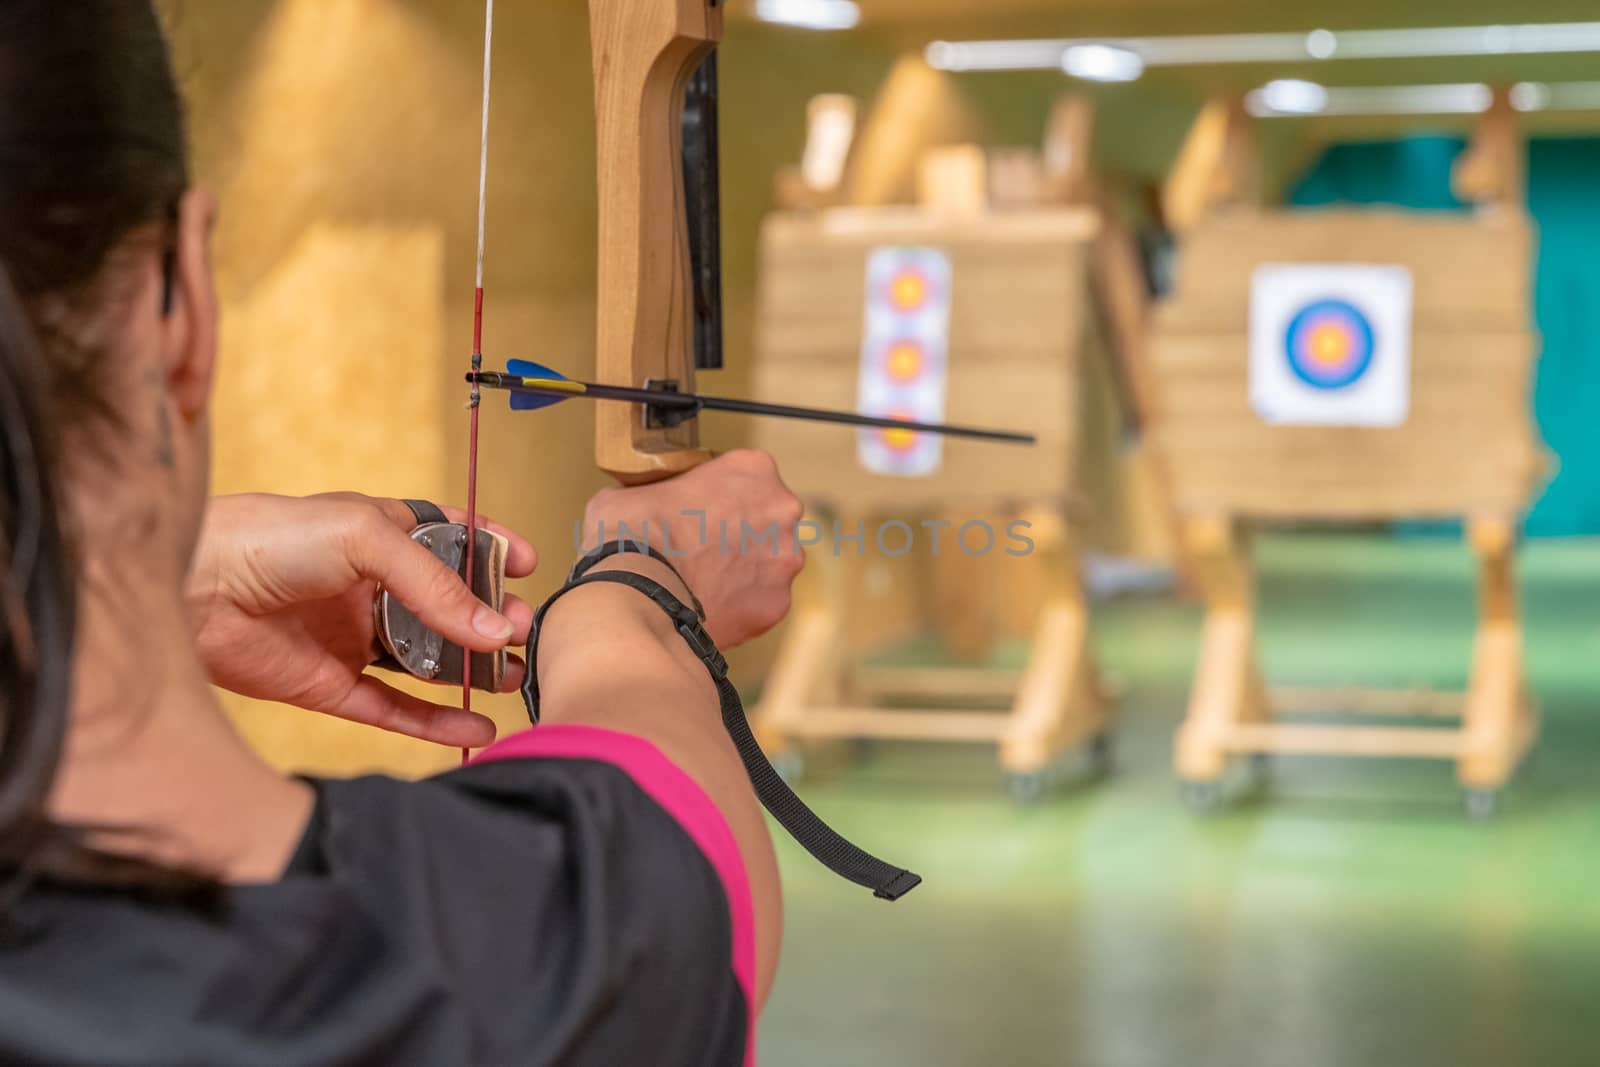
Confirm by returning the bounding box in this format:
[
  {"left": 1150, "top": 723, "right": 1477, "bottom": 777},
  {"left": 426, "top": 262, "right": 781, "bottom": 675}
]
[{"left": 162, "top": 0, "right": 898, "bottom": 777}]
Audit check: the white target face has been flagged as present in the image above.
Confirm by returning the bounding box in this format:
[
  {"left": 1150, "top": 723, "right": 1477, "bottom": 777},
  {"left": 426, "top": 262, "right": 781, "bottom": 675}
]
[
  {"left": 856, "top": 248, "right": 953, "bottom": 477},
  {"left": 1249, "top": 263, "right": 1414, "bottom": 427}
]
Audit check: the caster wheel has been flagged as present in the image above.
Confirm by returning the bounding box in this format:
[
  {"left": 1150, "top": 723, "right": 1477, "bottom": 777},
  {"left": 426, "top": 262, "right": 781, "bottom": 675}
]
[
  {"left": 1464, "top": 789, "right": 1500, "bottom": 821},
  {"left": 1180, "top": 779, "right": 1224, "bottom": 813},
  {"left": 773, "top": 751, "right": 805, "bottom": 786},
  {"left": 1085, "top": 732, "right": 1115, "bottom": 778},
  {"left": 1008, "top": 772, "right": 1047, "bottom": 806}
]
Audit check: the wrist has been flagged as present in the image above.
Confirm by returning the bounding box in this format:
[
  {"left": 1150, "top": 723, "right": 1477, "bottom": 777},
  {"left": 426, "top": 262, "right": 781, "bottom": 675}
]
[
  {"left": 584, "top": 554, "right": 696, "bottom": 608},
  {"left": 567, "top": 537, "right": 707, "bottom": 623},
  {"left": 526, "top": 550, "right": 722, "bottom": 727},
  {"left": 539, "top": 578, "right": 682, "bottom": 654},
  {"left": 533, "top": 578, "right": 715, "bottom": 719}
]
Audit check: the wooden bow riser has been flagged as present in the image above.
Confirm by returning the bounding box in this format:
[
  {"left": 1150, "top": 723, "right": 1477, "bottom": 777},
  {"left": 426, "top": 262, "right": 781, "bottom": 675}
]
[{"left": 590, "top": 0, "right": 723, "bottom": 483}]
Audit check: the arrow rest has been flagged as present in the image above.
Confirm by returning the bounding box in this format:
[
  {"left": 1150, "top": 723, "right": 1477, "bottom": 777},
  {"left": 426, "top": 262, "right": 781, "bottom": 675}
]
[{"left": 642, "top": 379, "right": 701, "bottom": 429}]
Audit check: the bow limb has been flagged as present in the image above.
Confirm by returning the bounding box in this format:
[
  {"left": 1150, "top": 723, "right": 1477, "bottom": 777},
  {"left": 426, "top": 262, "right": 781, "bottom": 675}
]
[{"left": 588, "top": 0, "right": 721, "bottom": 484}]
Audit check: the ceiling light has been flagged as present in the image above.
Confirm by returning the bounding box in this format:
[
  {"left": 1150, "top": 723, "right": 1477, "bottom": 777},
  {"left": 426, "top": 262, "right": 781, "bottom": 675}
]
[
  {"left": 1139, "top": 33, "right": 1313, "bottom": 65},
  {"left": 925, "top": 40, "right": 1069, "bottom": 72},
  {"left": 1062, "top": 44, "right": 1144, "bottom": 83},
  {"left": 1510, "top": 81, "right": 1551, "bottom": 111},
  {"left": 1538, "top": 80, "right": 1600, "bottom": 110},
  {"left": 925, "top": 21, "right": 1600, "bottom": 73},
  {"left": 1306, "top": 29, "right": 1338, "bottom": 59},
  {"left": 1334, "top": 22, "right": 1600, "bottom": 59},
  {"left": 1250, "top": 82, "right": 1494, "bottom": 117},
  {"left": 1255, "top": 79, "right": 1328, "bottom": 115},
  {"left": 1247, "top": 79, "right": 1600, "bottom": 117},
  {"left": 754, "top": 0, "right": 860, "bottom": 32}
]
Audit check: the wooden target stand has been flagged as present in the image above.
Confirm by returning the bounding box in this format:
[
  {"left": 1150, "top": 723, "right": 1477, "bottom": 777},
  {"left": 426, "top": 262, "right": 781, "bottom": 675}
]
[
  {"left": 748, "top": 96, "right": 1160, "bottom": 800},
  {"left": 756, "top": 506, "right": 1111, "bottom": 802},
  {"left": 1154, "top": 91, "right": 1544, "bottom": 816}
]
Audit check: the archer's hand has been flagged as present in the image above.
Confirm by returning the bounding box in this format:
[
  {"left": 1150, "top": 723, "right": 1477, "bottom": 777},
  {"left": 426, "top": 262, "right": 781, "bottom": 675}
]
[
  {"left": 582, "top": 450, "right": 805, "bottom": 649},
  {"left": 188, "top": 493, "right": 537, "bottom": 747}
]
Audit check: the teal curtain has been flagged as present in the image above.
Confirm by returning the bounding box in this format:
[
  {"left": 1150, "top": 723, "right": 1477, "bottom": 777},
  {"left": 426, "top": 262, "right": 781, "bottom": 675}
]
[{"left": 1288, "top": 135, "right": 1600, "bottom": 536}]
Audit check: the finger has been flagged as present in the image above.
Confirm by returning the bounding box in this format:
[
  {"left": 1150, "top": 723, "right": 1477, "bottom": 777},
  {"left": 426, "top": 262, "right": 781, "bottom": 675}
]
[
  {"left": 345, "top": 511, "right": 516, "bottom": 654},
  {"left": 502, "top": 594, "right": 534, "bottom": 645},
  {"left": 365, "top": 496, "right": 539, "bottom": 578},
  {"left": 416, "top": 651, "right": 526, "bottom": 694},
  {"left": 500, "top": 653, "right": 527, "bottom": 693},
  {"left": 331, "top": 675, "right": 498, "bottom": 748},
  {"left": 435, "top": 505, "right": 539, "bottom": 578}
]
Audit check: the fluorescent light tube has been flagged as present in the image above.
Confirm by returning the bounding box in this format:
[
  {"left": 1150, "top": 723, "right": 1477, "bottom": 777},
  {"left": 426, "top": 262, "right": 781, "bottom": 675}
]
[
  {"left": 926, "top": 22, "right": 1600, "bottom": 72},
  {"left": 1062, "top": 44, "right": 1144, "bottom": 83},
  {"left": 755, "top": 0, "right": 860, "bottom": 32},
  {"left": 1249, "top": 82, "right": 1493, "bottom": 117},
  {"left": 1256, "top": 79, "right": 1329, "bottom": 115}
]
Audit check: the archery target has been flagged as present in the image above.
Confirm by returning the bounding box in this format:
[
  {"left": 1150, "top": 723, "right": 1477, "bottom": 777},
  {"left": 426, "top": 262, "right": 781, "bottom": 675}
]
[
  {"left": 857, "top": 248, "right": 952, "bottom": 477},
  {"left": 1284, "top": 300, "right": 1375, "bottom": 389},
  {"left": 1250, "top": 264, "right": 1413, "bottom": 427}
]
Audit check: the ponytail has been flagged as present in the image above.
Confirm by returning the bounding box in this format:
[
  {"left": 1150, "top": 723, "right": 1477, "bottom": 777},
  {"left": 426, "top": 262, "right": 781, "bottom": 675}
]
[
  {"left": 0, "top": 263, "right": 78, "bottom": 897},
  {"left": 0, "top": 266, "right": 217, "bottom": 909}
]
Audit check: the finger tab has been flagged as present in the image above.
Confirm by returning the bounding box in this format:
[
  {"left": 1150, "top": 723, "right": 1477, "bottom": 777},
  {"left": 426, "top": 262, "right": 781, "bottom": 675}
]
[{"left": 374, "top": 522, "right": 509, "bottom": 691}]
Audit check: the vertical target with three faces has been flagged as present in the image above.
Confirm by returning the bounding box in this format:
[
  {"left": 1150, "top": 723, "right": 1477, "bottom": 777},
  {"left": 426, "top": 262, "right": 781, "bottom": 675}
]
[
  {"left": 1249, "top": 264, "right": 1414, "bottom": 427},
  {"left": 857, "top": 248, "right": 953, "bottom": 477}
]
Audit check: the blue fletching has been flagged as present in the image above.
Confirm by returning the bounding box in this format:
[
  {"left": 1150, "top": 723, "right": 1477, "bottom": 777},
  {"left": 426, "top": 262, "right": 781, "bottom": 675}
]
[{"left": 506, "top": 359, "right": 571, "bottom": 412}]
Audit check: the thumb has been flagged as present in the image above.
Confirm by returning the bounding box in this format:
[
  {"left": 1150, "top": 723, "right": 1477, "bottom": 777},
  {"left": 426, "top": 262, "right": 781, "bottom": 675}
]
[{"left": 348, "top": 513, "right": 514, "bottom": 654}]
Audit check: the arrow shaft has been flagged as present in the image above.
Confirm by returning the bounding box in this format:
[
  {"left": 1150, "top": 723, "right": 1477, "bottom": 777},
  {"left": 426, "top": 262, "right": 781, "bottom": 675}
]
[
  {"left": 696, "top": 393, "right": 1034, "bottom": 445},
  {"left": 468, "top": 372, "right": 1036, "bottom": 445}
]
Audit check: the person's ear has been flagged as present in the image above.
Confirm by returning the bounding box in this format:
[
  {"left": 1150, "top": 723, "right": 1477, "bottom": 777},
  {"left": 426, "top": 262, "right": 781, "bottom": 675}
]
[{"left": 165, "top": 188, "right": 219, "bottom": 423}]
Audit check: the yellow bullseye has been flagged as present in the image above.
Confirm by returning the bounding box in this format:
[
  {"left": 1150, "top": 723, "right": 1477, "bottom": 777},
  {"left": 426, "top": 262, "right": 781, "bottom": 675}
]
[
  {"left": 1307, "top": 322, "right": 1353, "bottom": 367},
  {"left": 889, "top": 271, "right": 927, "bottom": 311},
  {"left": 880, "top": 412, "right": 920, "bottom": 452},
  {"left": 886, "top": 342, "right": 924, "bottom": 382}
]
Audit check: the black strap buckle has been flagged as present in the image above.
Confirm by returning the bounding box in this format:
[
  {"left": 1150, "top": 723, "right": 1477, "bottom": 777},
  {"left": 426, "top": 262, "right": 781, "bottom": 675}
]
[{"left": 676, "top": 619, "right": 728, "bottom": 681}]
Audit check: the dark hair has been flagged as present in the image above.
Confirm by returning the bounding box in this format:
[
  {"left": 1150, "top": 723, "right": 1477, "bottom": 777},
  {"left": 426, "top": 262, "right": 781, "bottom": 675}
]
[
  {"left": 0, "top": 1, "right": 197, "bottom": 897},
  {"left": 0, "top": 265, "right": 78, "bottom": 897}
]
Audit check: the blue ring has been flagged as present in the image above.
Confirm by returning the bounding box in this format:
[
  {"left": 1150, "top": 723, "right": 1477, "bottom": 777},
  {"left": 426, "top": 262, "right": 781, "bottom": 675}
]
[{"left": 1283, "top": 299, "right": 1376, "bottom": 391}]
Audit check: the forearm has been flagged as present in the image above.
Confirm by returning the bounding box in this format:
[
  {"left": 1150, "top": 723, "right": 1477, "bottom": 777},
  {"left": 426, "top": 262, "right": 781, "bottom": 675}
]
[{"left": 535, "top": 557, "right": 782, "bottom": 1004}]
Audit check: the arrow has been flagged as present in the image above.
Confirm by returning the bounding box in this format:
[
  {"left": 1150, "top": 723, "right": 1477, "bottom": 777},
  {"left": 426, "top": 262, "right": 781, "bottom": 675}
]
[{"left": 468, "top": 361, "right": 1038, "bottom": 446}]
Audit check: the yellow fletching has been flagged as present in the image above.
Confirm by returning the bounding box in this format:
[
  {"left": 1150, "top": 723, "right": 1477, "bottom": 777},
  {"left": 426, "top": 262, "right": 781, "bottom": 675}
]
[{"left": 520, "top": 377, "right": 586, "bottom": 396}]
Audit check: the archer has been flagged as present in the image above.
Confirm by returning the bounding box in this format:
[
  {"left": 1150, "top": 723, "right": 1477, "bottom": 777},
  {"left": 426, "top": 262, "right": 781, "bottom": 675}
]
[{"left": 0, "top": 3, "right": 795, "bottom": 1062}]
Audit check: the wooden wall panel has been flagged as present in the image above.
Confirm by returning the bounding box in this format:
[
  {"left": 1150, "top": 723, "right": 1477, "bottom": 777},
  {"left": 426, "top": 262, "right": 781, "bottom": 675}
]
[
  {"left": 214, "top": 224, "right": 481, "bottom": 779},
  {"left": 1157, "top": 209, "right": 1532, "bottom": 336}
]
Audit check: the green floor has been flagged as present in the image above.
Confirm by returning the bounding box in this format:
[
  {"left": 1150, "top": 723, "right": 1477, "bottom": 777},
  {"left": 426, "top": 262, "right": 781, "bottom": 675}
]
[{"left": 758, "top": 533, "right": 1600, "bottom": 1067}]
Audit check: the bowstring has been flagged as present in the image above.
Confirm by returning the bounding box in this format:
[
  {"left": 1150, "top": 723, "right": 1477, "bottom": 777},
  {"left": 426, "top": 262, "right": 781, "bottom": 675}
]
[{"left": 463, "top": 0, "right": 495, "bottom": 766}]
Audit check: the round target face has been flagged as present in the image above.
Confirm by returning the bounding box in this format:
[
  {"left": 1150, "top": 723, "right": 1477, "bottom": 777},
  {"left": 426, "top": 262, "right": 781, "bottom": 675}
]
[
  {"left": 887, "top": 270, "right": 930, "bottom": 313},
  {"left": 1283, "top": 299, "right": 1376, "bottom": 390},
  {"left": 884, "top": 341, "right": 925, "bottom": 382}
]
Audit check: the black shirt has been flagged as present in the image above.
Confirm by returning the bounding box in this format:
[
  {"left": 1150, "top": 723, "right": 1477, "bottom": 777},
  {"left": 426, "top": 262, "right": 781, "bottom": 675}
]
[{"left": 0, "top": 727, "right": 753, "bottom": 1066}]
